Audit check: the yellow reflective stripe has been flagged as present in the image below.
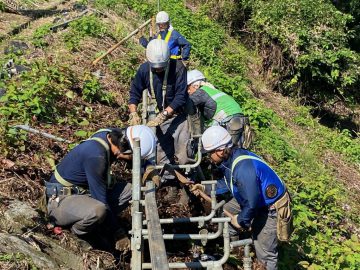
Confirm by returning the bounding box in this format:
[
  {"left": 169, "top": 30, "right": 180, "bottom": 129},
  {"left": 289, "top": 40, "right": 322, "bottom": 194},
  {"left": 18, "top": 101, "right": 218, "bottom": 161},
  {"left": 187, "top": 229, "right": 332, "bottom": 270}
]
[
  {"left": 170, "top": 55, "right": 182, "bottom": 59},
  {"left": 54, "top": 167, "right": 73, "bottom": 187},
  {"left": 157, "top": 30, "right": 173, "bottom": 43},
  {"left": 165, "top": 29, "right": 172, "bottom": 42}
]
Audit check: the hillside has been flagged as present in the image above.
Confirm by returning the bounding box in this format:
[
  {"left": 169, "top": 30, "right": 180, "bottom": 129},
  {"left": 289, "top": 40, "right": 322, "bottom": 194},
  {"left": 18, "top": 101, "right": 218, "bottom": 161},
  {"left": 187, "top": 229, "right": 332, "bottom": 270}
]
[{"left": 0, "top": 0, "right": 359, "bottom": 269}]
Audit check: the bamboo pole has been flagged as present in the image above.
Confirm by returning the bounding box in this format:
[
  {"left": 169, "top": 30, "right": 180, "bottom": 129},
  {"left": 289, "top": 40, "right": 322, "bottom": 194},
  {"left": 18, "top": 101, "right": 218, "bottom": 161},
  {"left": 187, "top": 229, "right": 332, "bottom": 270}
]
[{"left": 92, "top": 19, "right": 151, "bottom": 65}]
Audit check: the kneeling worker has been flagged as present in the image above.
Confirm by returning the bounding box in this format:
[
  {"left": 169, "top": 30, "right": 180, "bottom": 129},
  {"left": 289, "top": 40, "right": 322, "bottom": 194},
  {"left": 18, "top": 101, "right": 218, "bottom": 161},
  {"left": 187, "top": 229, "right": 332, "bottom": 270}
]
[
  {"left": 191, "top": 126, "right": 293, "bottom": 270},
  {"left": 45, "top": 125, "right": 156, "bottom": 245}
]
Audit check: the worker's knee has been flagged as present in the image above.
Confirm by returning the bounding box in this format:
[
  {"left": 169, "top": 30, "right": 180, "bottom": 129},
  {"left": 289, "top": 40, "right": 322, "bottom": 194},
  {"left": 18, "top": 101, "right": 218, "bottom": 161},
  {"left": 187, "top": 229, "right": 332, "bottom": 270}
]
[{"left": 92, "top": 203, "right": 107, "bottom": 223}]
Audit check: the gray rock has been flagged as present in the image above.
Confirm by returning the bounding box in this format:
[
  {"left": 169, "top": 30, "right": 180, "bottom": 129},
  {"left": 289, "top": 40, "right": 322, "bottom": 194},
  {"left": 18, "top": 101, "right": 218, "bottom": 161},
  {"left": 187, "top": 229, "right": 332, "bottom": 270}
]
[
  {"left": 4, "top": 41, "right": 29, "bottom": 55},
  {"left": 3, "top": 200, "right": 39, "bottom": 234},
  {"left": 0, "top": 232, "right": 59, "bottom": 269},
  {"left": 0, "top": 88, "right": 5, "bottom": 97}
]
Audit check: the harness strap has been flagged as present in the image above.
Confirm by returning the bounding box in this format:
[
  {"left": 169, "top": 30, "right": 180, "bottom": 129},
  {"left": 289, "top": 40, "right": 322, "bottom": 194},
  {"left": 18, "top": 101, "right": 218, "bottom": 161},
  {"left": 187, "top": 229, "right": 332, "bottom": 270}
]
[
  {"left": 226, "top": 155, "right": 284, "bottom": 196},
  {"left": 54, "top": 132, "right": 112, "bottom": 189},
  {"left": 150, "top": 64, "right": 170, "bottom": 110}
]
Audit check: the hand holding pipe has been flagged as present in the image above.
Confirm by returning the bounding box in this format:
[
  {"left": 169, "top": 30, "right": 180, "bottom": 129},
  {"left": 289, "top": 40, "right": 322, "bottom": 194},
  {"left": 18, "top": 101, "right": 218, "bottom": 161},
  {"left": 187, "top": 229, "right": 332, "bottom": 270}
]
[{"left": 163, "top": 164, "right": 234, "bottom": 219}]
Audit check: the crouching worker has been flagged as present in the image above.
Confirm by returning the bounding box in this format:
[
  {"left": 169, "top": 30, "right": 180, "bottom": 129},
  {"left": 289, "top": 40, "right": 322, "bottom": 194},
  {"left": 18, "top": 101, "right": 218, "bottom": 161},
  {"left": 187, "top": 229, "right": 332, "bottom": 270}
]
[
  {"left": 191, "top": 126, "right": 293, "bottom": 270},
  {"left": 45, "top": 125, "right": 156, "bottom": 249},
  {"left": 186, "top": 70, "right": 252, "bottom": 149}
]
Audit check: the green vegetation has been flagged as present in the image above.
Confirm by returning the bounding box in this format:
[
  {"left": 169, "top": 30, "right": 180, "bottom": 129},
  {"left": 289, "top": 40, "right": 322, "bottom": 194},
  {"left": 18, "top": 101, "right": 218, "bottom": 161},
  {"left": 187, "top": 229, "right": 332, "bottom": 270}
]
[
  {"left": 0, "top": 252, "right": 38, "bottom": 270},
  {"left": 1, "top": 0, "right": 359, "bottom": 269},
  {"left": 203, "top": 0, "right": 360, "bottom": 107},
  {"left": 63, "top": 15, "right": 109, "bottom": 51},
  {"left": 122, "top": 0, "right": 360, "bottom": 268},
  {"left": 32, "top": 24, "right": 52, "bottom": 47}
]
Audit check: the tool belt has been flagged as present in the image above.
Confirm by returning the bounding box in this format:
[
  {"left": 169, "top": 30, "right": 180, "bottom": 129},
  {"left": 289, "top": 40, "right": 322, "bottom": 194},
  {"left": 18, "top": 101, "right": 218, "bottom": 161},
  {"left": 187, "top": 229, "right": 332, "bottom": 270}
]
[
  {"left": 272, "top": 190, "right": 293, "bottom": 242},
  {"left": 45, "top": 181, "right": 88, "bottom": 198}
]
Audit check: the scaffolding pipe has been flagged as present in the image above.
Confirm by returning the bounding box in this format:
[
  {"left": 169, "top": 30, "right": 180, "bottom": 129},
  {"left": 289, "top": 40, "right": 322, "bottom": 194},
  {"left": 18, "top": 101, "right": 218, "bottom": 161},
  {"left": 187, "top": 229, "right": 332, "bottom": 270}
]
[
  {"left": 142, "top": 222, "right": 223, "bottom": 240},
  {"left": 154, "top": 140, "right": 202, "bottom": 170},
  {"left": 230, "top": 239, "right": 253, "bottom": 248},
  {"left": 243, "top": 244, "right": 252, "bottom": 270},
  {"left": 131, "top": 139, "right": 142, "bottom": 270},
  {"left": 154, "top": 200, "right": 225, "bottom": 224},
  {"left": 142, "top": 222, "right": 230, "bottom": 269}
]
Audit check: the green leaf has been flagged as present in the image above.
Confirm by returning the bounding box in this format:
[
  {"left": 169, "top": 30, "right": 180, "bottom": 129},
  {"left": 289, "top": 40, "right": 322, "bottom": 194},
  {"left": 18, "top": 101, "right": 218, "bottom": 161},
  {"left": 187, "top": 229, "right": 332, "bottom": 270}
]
[
  {"left": 65, "top": 91, "right": 75, "bottom": 99},
  {"left": 79, "top": 119, "right": 90, "bottom": 126},
  {"left": 74, "top": 130, "right": 88, "bottom": 137}
]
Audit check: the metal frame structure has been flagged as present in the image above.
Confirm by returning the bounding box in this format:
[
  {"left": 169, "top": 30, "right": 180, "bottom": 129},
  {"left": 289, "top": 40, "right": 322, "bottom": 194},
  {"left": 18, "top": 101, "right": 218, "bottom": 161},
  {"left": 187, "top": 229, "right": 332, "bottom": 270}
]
[{"left": 129, "top": 82, "right": 253, "bottom": 269}]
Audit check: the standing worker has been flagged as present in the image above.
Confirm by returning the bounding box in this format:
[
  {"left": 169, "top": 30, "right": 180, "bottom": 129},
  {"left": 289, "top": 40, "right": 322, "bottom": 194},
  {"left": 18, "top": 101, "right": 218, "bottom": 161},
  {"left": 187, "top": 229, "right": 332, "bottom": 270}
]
[
  {"left": 45, "top": 126, "right": 156, "bottom": 248},
  {"left": 191, "top": 126, "right": 293, "bottom": 270},
  {"left": 186, "top": 69, "right": 252, "bottom": 148},
  {"left": 139, "top": 11, "right": 191, "bottom": 61},
  {"left": 128, "top": 39, "right": 191, "bottom": 199}
]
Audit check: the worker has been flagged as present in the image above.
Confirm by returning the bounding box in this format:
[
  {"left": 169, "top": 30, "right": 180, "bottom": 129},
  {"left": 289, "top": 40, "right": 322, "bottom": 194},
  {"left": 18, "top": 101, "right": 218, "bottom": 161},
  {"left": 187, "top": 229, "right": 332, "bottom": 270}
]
[
  {"left": 128, "top": 39, "right": 190, "bottom": 200},
  {"left": 186, "top": 69, "right": 252, "bottom": 149},
  {"left": 45, "top": 125, "right": 156, "bottom": 248},
  {"left": 139, "top": 11, "right": 191, "bottom": 61},
  {"left": 191, "top": 126, "right": 293, "bottom": 270}
]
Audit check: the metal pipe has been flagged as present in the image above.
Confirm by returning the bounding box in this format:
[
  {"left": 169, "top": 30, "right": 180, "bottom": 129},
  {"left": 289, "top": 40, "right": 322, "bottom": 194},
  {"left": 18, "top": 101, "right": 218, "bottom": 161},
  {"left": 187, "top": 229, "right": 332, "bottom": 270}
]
[
  {"left": 154, "top": 140, "right": 202, "bottom": 170},
  {"left": 142, "top": 222, "right": 223, "bottom": 240},
  {"left": 13, "top": 125, "right": 72, "bottom": 143},
  {"left": 141, "top": 222, "right": 230, "bottom": 269},
  {"left": 243, "top": 244, "right": 252, "bottom": 270},
  {"left": 201, "top": 180, "right": 217, "bottom": 185},
  {"left": 131, "top": 139, "right": 142, "bottom": 270},
  {"left": 131, "top": 211, "right": 143, "bottom": 270},
  {"left": 153, "top": 200, "right": 225, "bottom": 224},
  {"left": 230, "top": 239, "right": 253, "bottom": 248}
]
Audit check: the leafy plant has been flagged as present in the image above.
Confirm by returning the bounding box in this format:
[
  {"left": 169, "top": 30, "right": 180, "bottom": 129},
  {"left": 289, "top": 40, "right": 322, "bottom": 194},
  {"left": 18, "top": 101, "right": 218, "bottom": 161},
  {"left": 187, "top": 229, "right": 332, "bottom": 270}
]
[{"left": 32, "top": 23, "right": 52, "bottom": 47}]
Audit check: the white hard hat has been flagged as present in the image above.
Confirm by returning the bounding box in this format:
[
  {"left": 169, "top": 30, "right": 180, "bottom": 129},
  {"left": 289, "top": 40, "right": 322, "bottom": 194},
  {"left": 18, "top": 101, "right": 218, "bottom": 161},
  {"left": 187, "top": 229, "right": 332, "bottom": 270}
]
[
  {"left": 187, "top": 70, "right": 206, "bottom": 85},
  {"left": 146, "top": 39, "right": 170, "bottom": 68},
  {"left": 126, "top": 125, "right": 157, "bottom": 159},
  {"left": 201, "top": 126, "right": 232, "bottom": 152},
  {"left": 156, "top": 11, "right": 170, "bottom": 24}
]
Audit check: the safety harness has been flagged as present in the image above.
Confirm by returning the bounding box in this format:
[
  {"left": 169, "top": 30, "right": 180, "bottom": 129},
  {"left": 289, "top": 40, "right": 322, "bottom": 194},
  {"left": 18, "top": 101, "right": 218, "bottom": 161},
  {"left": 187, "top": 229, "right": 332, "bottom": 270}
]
[
  {"left": 54, "top": 129, "right": 112, "bottom": 191},
  {"left": 149, "top": 64, "right": 170, "bottom": 111},
  {"left": 225, "top": 155, "right": 285, "bottom": 199},
  {"left": 157, "top": 29, "right": 182, "bottom": 59}
]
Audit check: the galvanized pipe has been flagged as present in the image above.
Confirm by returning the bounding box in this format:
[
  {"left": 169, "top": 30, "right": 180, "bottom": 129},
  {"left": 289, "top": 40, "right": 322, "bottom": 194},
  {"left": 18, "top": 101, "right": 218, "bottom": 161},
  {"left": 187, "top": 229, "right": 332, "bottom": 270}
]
[
  {"left": 131, "top": 139, "right": 142, "bottom": 270},
  {"left": 153, "top": 200, "right": 225, "bottom": 224},
  {"left": 230, "top": 239, "right": 253, "bottom": 248},
  {"left": 243, "top": 244, "right": 252, "bottom": 270},
  {"left": 154, "top": 140, "right": 202, "bottom": 170},
  {"left": 141, "top": 222, "right": 230, "bottom": 269},
  {"left": 142, "top": 222, "right": 223, "bottom": 240}
]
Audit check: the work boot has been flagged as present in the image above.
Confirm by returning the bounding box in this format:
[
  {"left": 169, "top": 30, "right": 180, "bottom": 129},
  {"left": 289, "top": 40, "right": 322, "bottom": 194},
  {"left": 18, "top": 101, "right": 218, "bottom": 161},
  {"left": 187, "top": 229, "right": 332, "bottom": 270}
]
[{"left": 163, "top": 186, "right": 178, "bottom": 202}]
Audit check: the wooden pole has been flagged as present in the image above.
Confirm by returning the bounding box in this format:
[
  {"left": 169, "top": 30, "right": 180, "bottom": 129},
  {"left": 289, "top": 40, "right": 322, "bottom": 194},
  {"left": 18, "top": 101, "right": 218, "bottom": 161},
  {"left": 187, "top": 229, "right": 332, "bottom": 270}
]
[{"left": 92, "top": 18, "right": 151, "bottom": 65}]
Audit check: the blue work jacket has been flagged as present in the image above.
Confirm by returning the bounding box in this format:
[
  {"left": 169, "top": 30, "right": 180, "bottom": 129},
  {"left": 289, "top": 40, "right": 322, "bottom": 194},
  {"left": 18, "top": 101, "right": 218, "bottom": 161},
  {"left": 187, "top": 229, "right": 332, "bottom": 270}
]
[{"left": 216, "top": 148, "right": 286, "bottom": 229}]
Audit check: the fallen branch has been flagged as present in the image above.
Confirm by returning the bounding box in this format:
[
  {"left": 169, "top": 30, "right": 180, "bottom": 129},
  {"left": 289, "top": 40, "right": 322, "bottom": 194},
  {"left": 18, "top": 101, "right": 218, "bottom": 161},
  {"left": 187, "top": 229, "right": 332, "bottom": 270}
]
[{"left": 92, "top": 18, "right": 151, "bottom": 65}]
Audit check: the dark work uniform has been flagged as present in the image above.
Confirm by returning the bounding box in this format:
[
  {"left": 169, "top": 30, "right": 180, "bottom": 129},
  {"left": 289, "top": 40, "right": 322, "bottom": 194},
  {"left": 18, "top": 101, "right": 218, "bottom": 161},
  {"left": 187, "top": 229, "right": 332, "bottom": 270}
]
[
  {"left": 46, "top": 129, "right": 131, "bottom": 236},
  {"left": 129, "top": 60, "right": 191, "bottom": 179}
]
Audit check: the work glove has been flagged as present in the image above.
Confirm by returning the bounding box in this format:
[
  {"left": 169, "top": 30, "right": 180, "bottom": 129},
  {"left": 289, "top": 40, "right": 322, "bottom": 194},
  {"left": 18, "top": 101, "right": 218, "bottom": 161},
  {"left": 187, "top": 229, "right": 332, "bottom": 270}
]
[
  {"left": 146, "top": 112, "right": 167, "bottom": 127},
  {"left": 115, "top": 228, "right": 131, "bottom": 253},
  {"left": 128, "top": 111, "right": 141, "bottom": 126},
  {"left": 189, "top": 184, "right": 205, "bottom": 196},
  {"left": 142, "top": 165, "right": 161, "bottom": 187}
]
